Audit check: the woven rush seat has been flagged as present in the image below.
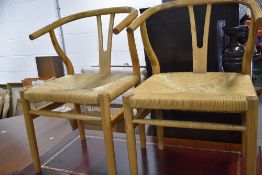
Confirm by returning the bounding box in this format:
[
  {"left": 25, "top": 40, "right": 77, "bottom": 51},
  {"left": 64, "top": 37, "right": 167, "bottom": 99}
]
[
  {"left": 25, "top": 73, "right": 139, "bottom": 105},
  {"left": 130, "top": 72, "right": 256, "bottom": 112}
]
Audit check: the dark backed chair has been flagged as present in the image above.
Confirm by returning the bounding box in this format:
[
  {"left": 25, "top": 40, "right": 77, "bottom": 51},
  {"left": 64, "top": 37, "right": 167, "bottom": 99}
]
[{"left": 123, "top": 1, "right": 262, "bottom": 175}]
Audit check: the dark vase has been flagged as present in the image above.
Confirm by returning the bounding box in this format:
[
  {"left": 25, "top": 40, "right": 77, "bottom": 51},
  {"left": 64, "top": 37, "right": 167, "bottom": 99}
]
[{"left": 222, "top": 25, "right": 248, "bottom": 72}]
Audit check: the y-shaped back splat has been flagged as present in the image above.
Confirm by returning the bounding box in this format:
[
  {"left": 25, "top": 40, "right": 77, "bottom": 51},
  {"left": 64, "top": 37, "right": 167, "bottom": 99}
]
[
  {"left": 97, "top": 14, "right": 115, "bottom": 74},
  {"left": 188, "top": 4, "right": 212, "bottom": 73}
]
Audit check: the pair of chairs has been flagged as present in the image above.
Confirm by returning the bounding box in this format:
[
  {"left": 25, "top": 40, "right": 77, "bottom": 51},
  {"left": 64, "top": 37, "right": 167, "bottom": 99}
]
[{"left": 21, "top": 1, "right": 261, "bottom": 175}]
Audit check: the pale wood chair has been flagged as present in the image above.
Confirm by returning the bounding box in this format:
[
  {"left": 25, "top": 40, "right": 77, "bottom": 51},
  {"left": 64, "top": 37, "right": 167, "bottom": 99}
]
[
  {"left": 123, "top": 1, "right": 262, "bottom": 175},
  {"left": 20, "top": 7, "right": 140, "bottom": 175}
]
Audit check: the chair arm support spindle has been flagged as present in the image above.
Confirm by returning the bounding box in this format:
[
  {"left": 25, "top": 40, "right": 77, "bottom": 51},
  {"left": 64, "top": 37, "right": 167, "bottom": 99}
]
[{"left": 49, "top": 30, "right": 74, "bottom": 74}]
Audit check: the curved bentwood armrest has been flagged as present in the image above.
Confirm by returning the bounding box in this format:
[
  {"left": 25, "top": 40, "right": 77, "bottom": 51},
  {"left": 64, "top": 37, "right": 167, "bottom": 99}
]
[
  {"left": 29, "top": 6, "right": 138, "bottom": 75},
  {"left": 29, "top": 6, "right": 138, "bottom": 40}
]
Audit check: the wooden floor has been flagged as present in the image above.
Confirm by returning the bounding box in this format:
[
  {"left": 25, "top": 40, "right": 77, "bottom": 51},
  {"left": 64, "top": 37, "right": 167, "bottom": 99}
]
[
  {"left": 1, "top": 96, "right": 262, "bottom": 174},
  {"left": 0, "top": 116, "right": 72, "bottom": 174},
  {"left": 18, "top": 130, "right": 261, "bottom": 175}
]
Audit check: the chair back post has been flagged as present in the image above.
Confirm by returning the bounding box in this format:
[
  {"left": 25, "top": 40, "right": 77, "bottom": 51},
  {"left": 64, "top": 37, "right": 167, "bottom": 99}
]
[
  {"left": 29, "top": 7, "right": 138, "bottom": 75},
  {"left": 127, "top": 0, "right": 262, "bottom": 75},
  {"left": 127, "top": 31, "right": 142, "bottom": 83},
  {"left": 242, "top": 0, "right": 262, "bottom": 75},
  {"left": 140, "top": 23, "right": 160, "bottom": 74},
  {"left": 113, "top": 10, "right": 140, "bottom": 81},
  {"left": 242, "top": 15, "right": 258, "bottom": 75}
]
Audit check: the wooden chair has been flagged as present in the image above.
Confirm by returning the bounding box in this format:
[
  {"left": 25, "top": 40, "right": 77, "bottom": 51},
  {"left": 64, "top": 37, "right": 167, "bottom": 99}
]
[
  {"left": 123, "top": 1, "right": 262, "bottom": 175},
  {"left": 20, "top": 7, "right": 140, "bottom": 175}
]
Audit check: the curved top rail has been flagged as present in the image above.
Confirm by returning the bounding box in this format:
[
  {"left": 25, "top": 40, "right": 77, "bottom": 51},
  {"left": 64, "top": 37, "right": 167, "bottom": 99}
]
[
  {"left": 127, "top": 0, "right": 262, "bottom": 32},
  {"left": 29, "top": 6, "right": 137, "bottom": 40}
]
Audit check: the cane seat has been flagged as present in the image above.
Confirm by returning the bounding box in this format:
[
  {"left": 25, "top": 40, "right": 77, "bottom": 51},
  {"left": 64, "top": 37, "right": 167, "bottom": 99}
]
[
  {"left": 130, "top": 72, "right": 256, "bottom": 112},
  {"left": 25, "top": 73, "right": 138, "bottom": 104}
]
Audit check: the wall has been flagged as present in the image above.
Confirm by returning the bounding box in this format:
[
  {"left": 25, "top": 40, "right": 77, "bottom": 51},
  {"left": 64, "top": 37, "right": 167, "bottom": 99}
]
[
  {"left": 59, "top": 0, "right": 161, "bottom": 72},
  {"left": 1, "top": 1, "right": 262, "bottom": 83},
  {"left": 258, "top": 0, "right": 262, "bottom": 6},
  {"left": 0, "top": 0, "right": 60, "bottom": 83},
  {"left": 0, "top": 0, "right": 161, "bottom": 83}
]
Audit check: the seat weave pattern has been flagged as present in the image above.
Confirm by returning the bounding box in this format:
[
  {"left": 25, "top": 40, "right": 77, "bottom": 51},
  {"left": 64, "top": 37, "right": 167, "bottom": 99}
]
[
  {"left": 130, "top": 72, "right": 256, "bottom": 112},
  {"left": 25, "top": 73, "right": 139, "bottom": 105}
]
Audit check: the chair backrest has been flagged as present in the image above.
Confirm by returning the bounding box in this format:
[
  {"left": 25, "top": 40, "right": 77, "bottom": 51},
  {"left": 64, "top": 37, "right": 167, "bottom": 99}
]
[
  {"left": 127, "top": 0, "right": 262, "bottom": 75},
  {"left": 29, "top": 7, "right": 138, "bottom": 75}
]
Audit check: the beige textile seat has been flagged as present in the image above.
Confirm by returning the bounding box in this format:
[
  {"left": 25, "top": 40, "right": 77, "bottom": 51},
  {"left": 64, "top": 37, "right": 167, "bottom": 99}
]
[
  {"left": 131, "top": 72, "right": 255, "bottom": 112},
  {"left": 25, "top": 73, "right": 138, "bottom": 105},
  {"left": 123, "top": 1, "right": 262, "bottom": 175},
  {"left": 20, "top": 7, "right": 140, "bottom": 175}
]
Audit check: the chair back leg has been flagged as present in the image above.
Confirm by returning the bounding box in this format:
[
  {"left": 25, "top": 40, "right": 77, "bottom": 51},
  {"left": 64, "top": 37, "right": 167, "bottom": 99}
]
[
  {"left": 74, "top": 104, "right": 86, "bottom": 140},
  {"left": 139, "top": 124, "right": 146, "bottom": 149},
  {"left": 156, "top": 110, "right": 164, "bottom": 150},
  {"left": 137, "top": 109, "right": 146, "bottom": 149}
]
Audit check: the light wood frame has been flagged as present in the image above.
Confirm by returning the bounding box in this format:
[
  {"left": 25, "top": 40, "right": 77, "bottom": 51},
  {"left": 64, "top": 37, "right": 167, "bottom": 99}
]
[
  {"left": 21, "top": 7, "right": 139, "bottom": 175},
  {"left": 124, "top": 1, "right": 261, "bottom": 175}
]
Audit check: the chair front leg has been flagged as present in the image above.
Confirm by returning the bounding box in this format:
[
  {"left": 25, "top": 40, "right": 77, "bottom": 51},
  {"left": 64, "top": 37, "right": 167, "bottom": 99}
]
[
  {"left": 241, "top": 114, "right": 247, "bottom": 159},
  {"left": 74, "top": 104, "right": 85, "bottom": 141},
  {"left": 123, "top": 95, "right": 138, "bottom": 175},
  {"left": 100, "top": 93, "right": 117, "bottom": 175},
  {"left": 246, "top": 97, "right": 259, "bottom": 175},
  {"left": 20, "top": 91, "right": 41, "bottom": 173}
]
